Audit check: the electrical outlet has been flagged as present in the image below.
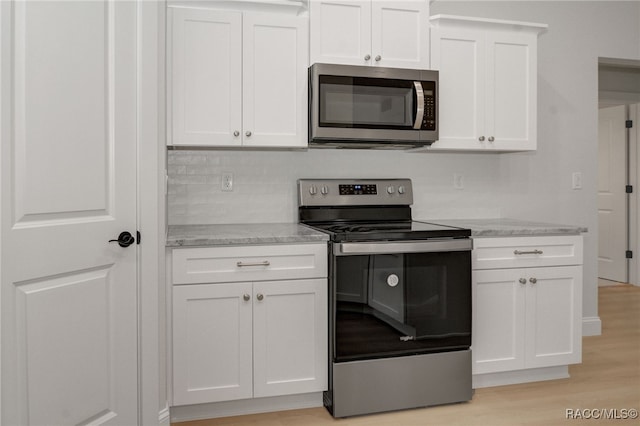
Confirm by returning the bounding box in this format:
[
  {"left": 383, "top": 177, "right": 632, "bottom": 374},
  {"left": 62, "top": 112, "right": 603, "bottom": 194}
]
[
  {"left": 453, "top": 173, "right": 464, "bottom": 190},
  {"left": 572, "top": 172, "right": 582, "bottom": 190},
  {"left": 221, "top": 172, "right": 234, "bottom": 192}
]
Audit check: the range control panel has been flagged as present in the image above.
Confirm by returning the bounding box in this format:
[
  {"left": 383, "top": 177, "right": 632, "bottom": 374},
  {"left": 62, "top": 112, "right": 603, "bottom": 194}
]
[
  {"left": 298, "top": 179, "right": 413, "bottom": 207},
  {"left": 339, "top": 184, "right": 377, "bottom": 195}
]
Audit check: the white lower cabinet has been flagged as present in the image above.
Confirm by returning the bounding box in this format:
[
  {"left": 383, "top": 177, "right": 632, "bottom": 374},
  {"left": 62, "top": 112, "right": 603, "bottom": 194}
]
[
  {"left": 472, "top": 236, "right": 583, "bottom": 383},
  {"left": 172, "top": 279, "right": 327, "bottom": 406}
]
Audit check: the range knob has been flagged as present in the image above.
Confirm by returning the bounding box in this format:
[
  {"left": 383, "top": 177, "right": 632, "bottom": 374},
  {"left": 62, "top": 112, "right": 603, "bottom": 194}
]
[
  {"left": 398, "top": 186, "right": 406, "bottom": 194},
  {"left": 321, "top": 185, "right": 329, "bottom": 195},
  {"left": 309, "top": 185, "right": 318, "bottom": 195},
  {"left": 387, "top": 185, "right": 395, "bottom": 194}
]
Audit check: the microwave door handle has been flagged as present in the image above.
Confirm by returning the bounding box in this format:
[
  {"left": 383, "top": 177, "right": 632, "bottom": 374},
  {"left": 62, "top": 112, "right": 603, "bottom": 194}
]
[{"left": 413, "top": 82, "right": 425, "bottom": 129}]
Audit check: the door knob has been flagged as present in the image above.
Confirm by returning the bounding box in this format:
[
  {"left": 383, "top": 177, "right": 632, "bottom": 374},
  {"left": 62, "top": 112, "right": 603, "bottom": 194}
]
[{"left": 108, "top": 231, "right": 135, "bottom": 248}]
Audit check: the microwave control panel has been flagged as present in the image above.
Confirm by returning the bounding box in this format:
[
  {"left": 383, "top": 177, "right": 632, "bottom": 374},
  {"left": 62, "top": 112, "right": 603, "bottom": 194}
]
[{"left": 421, "top": 81, "right": 436, "bottom": 131}]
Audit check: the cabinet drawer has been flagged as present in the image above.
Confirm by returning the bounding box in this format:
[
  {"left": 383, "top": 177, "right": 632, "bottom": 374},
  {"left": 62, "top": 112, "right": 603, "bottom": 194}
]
[
  {"left": 172, "top": 243, "right": 328, "bottom": 284},
  {"left": 472, "top": 236, "right": 583, "bottom": 270}
]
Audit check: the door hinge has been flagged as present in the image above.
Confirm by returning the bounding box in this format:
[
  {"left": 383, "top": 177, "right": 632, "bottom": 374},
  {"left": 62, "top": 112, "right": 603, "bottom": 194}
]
[
  {"left": 626, "top": 119, "right": 633, "bottom": 128},
  {"left": 626, "top": 185, "right": 633, "bottom": 194},
  {"left": 137, "top": 230, "right": 141, "bottom": 245},
  {"left": 626, "top": 250, "right": 633, "bottom": 259}
]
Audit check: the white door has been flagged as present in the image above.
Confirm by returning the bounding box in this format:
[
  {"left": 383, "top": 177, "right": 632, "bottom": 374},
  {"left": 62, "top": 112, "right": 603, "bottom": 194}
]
[
  {"left": 598, "top": 105, "right": 628, "bottom": 282},
  {"left": 1, "top": 1, "right": 138, "bottom": 424}
]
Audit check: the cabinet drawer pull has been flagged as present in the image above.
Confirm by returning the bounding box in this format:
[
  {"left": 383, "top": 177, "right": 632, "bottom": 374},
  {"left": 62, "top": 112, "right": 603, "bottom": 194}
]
[
  {"left": 236, "top": 261, "right": 270, "bottom": 267},
  {"left": 514, "top": 249, "right": 543, "bottom": 255},
  {"left": 243, "top": 294, "right": 250, "bottom": 301},
  {"left": 257, "top": 293, "right": 264, "bottom": 301}
]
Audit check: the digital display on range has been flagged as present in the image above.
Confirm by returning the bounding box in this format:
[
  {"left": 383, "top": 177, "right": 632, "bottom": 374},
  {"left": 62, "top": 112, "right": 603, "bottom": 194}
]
[{"left": 339, "top": 184, "right": 377, "bottom": 195}]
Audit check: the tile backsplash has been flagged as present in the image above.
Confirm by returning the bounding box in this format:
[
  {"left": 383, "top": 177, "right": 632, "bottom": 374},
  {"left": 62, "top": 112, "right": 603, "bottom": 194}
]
[{"left": 167, "top": 149, "right": 504, "bottom": 225}]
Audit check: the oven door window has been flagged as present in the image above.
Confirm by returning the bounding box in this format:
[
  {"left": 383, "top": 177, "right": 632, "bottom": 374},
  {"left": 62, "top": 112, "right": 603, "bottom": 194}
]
[
  {"left": 319, "top": 76, "right": 416, "bottom": 129},
  {"left": 332, "top": 251, "right": 471, "bottom": 362}
]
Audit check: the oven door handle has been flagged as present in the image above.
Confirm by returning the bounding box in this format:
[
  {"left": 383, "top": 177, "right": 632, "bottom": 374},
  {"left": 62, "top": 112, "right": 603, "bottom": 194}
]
[{"left": 334, "top": 239, "right": 472, "bottom": 255}]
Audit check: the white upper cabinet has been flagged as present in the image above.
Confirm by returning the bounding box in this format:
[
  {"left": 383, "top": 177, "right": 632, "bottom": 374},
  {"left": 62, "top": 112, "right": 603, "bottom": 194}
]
[
  {"left": 310, "top": 0, "right": 429, "bottom": 69},
  {"left": 429, "top": 15, "right": 547, "bottom": 152},
  {"left": 169, "top": 7, "right": 308, "bottom": 148}
]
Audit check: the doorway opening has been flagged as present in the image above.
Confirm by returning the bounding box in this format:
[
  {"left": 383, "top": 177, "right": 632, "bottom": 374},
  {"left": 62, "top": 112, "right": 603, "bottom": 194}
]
[{"left": 597, "top": 58, "right": 640, "bottom": 287}]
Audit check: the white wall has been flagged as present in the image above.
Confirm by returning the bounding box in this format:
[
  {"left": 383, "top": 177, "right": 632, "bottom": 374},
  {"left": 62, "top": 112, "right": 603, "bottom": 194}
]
[{"left": 167, "top": 1, "right": 640, "bottom": 330}]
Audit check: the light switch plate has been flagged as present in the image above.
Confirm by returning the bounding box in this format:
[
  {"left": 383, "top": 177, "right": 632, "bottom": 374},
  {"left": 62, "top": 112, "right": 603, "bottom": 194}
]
[{"left": 572, "top": 172, "right": 582, "bottom": 190}]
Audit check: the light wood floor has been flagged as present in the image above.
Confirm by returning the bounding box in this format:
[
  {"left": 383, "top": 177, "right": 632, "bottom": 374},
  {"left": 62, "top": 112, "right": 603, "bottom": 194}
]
[{"left": 174, "top": 284, "right": 640, "bottom": 426}]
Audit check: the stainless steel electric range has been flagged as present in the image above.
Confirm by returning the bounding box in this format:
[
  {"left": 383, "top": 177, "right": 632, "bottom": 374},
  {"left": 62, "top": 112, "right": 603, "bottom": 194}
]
[{"left": 298, "top": 178, "right": 473, "bottom": 418}]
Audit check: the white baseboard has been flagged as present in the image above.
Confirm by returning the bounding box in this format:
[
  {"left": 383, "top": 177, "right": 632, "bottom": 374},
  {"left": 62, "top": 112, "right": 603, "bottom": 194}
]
[
  {"left": 159, "top": 406, "right": 171, "bottom": 426},
  {"left": 582, "top": 316, "right": 602, "bottom": 336},
  {"left": 473, "top": 366, "right": 569, "bottom": 388},
  {"left": 169, "top": 392, "right": 324, "bottom": 423}
]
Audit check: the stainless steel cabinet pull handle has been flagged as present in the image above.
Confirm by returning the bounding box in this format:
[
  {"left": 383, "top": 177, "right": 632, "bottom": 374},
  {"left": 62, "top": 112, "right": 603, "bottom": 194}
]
[
  {"left": 233, "top": 130, "right": 240, "bottom": 137},
  {"left": 478, "top": 136, "right": 485, "bottom": 142},
  {"left": 257, "top": 294, "right": 264, "bottom": 301},
  {"left": 519, "top": 278, "right": 527, "bottom": 284},
  {"left": 529, "top": 278, "right": 537, "bottom": 284},
  {"left": 245, "top": 131, "right": 252, "bottom": 137},
  {"left": 514, "top": 249, "right": 543, "bottom": 255},
  {"left": 236, "top": 261, "right": 270, "bottom": 267},
  {"left": 375, "top": 55, "right": 381, "bottom": 61},
  {"left": 364, "top": 54, "right": 371, "bottom": 61},
  {"left": 243, "top": 294, "right": 250, "bottom": 301},
  {"left": 488, "top": 136, "right": 495, "bottom": 142}
]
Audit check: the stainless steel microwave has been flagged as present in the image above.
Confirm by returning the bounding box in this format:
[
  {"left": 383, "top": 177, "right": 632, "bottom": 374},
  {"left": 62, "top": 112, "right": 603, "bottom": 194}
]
[{"left": 309, "top": 63, "right": 438, "bottom": 149}]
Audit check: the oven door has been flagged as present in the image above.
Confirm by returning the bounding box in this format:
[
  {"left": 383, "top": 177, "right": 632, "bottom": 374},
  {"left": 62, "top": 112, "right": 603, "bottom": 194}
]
[{"left": 330, "top": 239, "right": 471, "bottom": 363}]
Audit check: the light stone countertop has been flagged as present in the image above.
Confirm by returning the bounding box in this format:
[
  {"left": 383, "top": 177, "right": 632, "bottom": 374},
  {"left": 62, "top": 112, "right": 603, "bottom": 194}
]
[
  {"left": 166, "top": 223, "right": 330, "bottom": 247},
  {"left": 167, "top": 218, "right": 587, "bottom": 247},
  {"left": 422, "top": 218, "right": 588, "bottom": 237}
]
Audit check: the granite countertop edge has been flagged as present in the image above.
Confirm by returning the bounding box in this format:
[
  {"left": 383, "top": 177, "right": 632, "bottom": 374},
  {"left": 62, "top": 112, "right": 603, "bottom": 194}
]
[
  {"left": 166, "top": 223, "right": 330, "bottom": 247},
  {"left": 166, "top": 219, "right": 588, "bottom": 247},
  {"left": 422, "top": 218, "right": 588, "bottom": 237}
]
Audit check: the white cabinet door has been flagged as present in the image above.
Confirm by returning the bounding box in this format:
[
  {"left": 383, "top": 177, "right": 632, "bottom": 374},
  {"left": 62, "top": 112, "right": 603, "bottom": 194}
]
[
  {"left": 309, "top": 0, "right": 371, "bottom": 66},
  {"left": 172, "top": 283, "right": 253, "bottom": 405},
  {"left": 243, "top": 13, "right": 309, "bottom": 147},
  {"left": 525, "top": 266, "right": 582, "bottom": 368},
  {"left": 310, "top": 0, "right": 428, "bottom": 69},
  {"left": 170, "top": 8, "right": 242, "bottom": 146},
  {"left": 429, "top": 16, "right": 544, "bottom": 151},
  {"left": 371, "top": 0, "right": 429, "bottom": 68},
  {"left": 486, "top": 31, "right": 537, "bottom": 151},
  {"left": 253, "top": 279, "right": 328, "bottom": 397},
  {"left": 170, "top": 8, "right": 308, "bottom": 148},
  {"left": 472, "top": 269, "right": 526, "bottom": 374},
  {"left": 473, "top": 266, "right": 582, "bottom": 375},
  {"left": 429, "top": 26, "right": 485, "bottom": 150}
]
